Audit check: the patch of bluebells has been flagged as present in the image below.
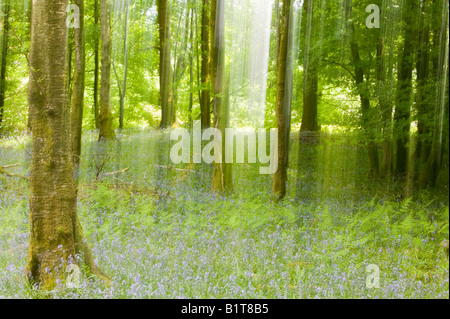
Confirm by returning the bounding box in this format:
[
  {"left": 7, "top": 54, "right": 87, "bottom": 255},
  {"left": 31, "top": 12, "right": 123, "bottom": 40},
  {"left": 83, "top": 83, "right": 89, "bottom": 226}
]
[{"left": 0, "top": 131, "right": 448, "bottom": 299}]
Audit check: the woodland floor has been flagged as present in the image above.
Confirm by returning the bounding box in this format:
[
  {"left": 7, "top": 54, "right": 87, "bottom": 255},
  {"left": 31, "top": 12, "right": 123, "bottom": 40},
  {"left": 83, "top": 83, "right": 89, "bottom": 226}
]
[{"left": 0, "top": 130, "right": 448, "bottom": 298}]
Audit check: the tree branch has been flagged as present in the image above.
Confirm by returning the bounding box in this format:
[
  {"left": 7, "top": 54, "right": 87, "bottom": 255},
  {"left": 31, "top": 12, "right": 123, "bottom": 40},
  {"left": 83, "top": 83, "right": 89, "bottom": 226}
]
[
  {"left": 0, "top": 165, "right": 29, "bottom": 181},
  {"left": 321, "top": 59, "right": 356, "bottom": 81}
]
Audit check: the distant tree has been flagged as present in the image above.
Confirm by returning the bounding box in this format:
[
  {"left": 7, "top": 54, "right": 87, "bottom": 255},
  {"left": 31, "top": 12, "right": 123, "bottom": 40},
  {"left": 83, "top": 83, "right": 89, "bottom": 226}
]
[
  {"left": 158, "top": 0, "right": 175, "bottom": 128},
  {"left": 71, "top": 0, "right": 86, "bottom": 168},
  {"left": 99, "top": 0, "right": 115, "bottom": 140},
  {"left": 419, "top": 0, "right": 449, "bottom": 188},
  {"left": 94, "top": 0, "right": 100, "bottom": 129},
  {"left": 200, "top": 0, "right": 211, "bottom": 129},
  {"left": 272, "top": 0, "right": 291, "bottom": 200},
  {"left": 0, "top": 0, "right": 10, "bottom": 134},
  {"left": 394, "top": 0, "right": 416, "bottom": 176},
  {"left": 26, "top": 0, "right": 109, "bottom": 290},
  {"left": 211, "top": 0, "right": 232, "bottom": 193},
  {"left": 347, "top": 3, "right": 379, "bottom": 177},
  {"left": 300, "top": 0, "right": 320, "bottom": 139},
  {"left": 119, "top": 0, "right": 130, "bottom": 130},
  {"left": 172, "top": 1, "right": 191, "bottom": 124}
]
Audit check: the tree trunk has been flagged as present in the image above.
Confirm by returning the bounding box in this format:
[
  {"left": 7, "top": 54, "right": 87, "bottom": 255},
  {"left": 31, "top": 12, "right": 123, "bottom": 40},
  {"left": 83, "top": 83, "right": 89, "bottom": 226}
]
[
  {"left": 0, "top": 0, "right": 10, "bottom": 134},
  {"left": 394, "top": 0, "right": 416, "bottom": 177},
  {"left": 158, "top": 0, "right": 174, "bottom": 129},
  {"left": 349, "top": 13, "right": 379, "bottom": 177},
  {"left": 200, "top": 0, "right": 211, "bottom": 129},
  {"left": 300, "top": 0, "right": 319, "bottom": 141},
  {"left": 119, "top": 0, "right": 129, "bottom": 130},
  {"left": 415, "top": 1, "right": 431, "bottom": 164},
  {"left": 211, "top": 0, "right": 232, "bottom": 193},
  {"left": 377, "top": 36, "right": 393, "bottom": 177},
  {"left": 172, "top": 2, "right": 191, "bottom": 124},
  {"left": 71, "top": 0, "right": 86, "bottom": 169},
  {"left": 419, "top": 0, "right": 448, "bottom": 188},
  {"left": 94, "top": 0, "right": 100, "bottom": 129},
  {"left": 99, "top": 0, "right": 115, "bottom": 140},
  {"left": 272, "top": 0, "right": 291, "bottom": 201},
  {"left": 189, "top": 5, "right": 194, "bottom": 126},
  {"left": 26, "top": 0, "right": 109, "bottom": 291}
]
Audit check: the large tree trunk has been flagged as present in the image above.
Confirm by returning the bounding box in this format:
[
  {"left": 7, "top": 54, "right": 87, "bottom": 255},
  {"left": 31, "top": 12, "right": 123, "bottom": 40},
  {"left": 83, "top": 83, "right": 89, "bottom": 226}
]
[
  {"left": 272, "top": 0, "right": 291, "bottom": 201},
  {"left": 394, "top": 0, "right": 416, "bottom": 177},
  {"left": 211, "top": 0, "right": 232, "bottom": 193},
  {"left": 0, "top": 1, "right": 10, "bottom": 134},
  {"left": 71, "top": 0, "right": 86, "bottom": 168},
  {"left": 158, "top": 0, "right": 175, "bottom": 129},
  {"left": 94, "top": 0, "right": 100, "bottom": 129},
  {"left": 99, "top": 0, "right": 115, "bottom": 140},
  {"left": 200, "top": 0, "right": 211, "bottom": 129},
  {"left": 26, "top": 0, "right": 109, "bottom": 291}
]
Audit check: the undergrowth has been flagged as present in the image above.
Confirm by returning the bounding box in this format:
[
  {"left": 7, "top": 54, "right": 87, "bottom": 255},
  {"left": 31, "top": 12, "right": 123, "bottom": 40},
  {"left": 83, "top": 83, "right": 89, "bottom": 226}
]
[{"left": 0, "top": 131, "right": 448, "bottom": 298}]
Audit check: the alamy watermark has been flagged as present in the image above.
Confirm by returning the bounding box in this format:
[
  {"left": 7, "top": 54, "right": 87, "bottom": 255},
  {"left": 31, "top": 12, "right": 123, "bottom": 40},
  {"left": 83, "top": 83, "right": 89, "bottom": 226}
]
[
  {"left": 66, "top": 4, "right": 80, "bottom": 29},
  {"left": 170, "top": 121, "right": 278, "bottom": 175},
  {"left": 366, "top": 4, "right": 380, "bottom": 29},
  {"left": 366, "top": 264, "right": 380, "bottom": 289},
  {"left": 66, "top": 264, "right": 81, "bottom": 289}
]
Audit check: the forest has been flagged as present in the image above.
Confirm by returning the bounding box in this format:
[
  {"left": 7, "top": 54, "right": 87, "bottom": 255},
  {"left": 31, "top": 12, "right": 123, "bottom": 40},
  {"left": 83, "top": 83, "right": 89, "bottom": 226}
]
[{"left": 0, "top": 0, "right": 448, "bottom": 299}]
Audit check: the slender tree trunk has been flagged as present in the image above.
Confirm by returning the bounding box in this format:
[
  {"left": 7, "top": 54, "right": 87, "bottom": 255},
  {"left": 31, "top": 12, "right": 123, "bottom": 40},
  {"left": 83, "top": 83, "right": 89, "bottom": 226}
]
[
  {"left": 27, "top": 0, "right": 109, "bottom": 291},
  {"left": 348, "top": 11, "right": 379, "bottom": 177},
  {"left": 173, "top": 2, "right": 191, "bottom": 124},
  {"left": 94, "top": 0, "right": 100, "bottom": 129},
  {"left": 272, "top": 0, "right": 291, "bottom": 201},
  {"left": 377, "top": 36, "right": 393, "bottom": 177},
  {"left": 211, "top": 0, "right": 232, "bottom": 193},
  {"left": 71, "top": 0, "right": 86, "bottom": 168},
  {"left": 275, "top": 0, "right": 280, "bottom": 67},
  {"left": 119, "top": 0, "right": 129, "bottom": 130},
  {"left": 415, "top": 2, "right": 431, "bottom": 164},
  {"left": 158, "top": 0, "right": 174, "bottom": 129},
  {"left": 200, "top": 0, "right": 211, "bottom": 129},
  {"left": 0, "top": 1, "right": 10, "bottom": 134},
  {"left": 189, "top": 5, "right": 194, "bottom": 126},
  {"left": 99, "top": 0, "right": 115, "bottom": 140}
]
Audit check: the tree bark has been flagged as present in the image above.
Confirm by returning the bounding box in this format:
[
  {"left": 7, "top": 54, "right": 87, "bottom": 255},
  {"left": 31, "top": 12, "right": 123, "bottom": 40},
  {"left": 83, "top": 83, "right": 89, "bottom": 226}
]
[
  {"left": 415, "top": 1, "right": 431, "bottom": 164},
  {"left": 0, "top": 1, "right": 10, "bottom": 134},
  {"left": 272, "top": 0, "right": 291, "bottom": 201},
  {"left": 200, "top": 0, "right": 211, "bottom": 129},
  {"left": 99, "top": 0, "right": 115, "bottom": 140},
  {"left": 394, "top": 0, "right": 416, "bottom": 177},
  {"left": 94, "top": 0, "right": 100, "bottom": 129},
  {"left": 172, "top": 2, "right": 191, "bottom": 124},
  {"left": 119, "top": 0, "right": 129, "bottom": 130},
  {"left": 211, "top": 0, "right": 232, "bottom": 193},
  {"left": 71, "top": 0, "right": 86, "bottom": 168},
  {"left": 377, "top": 36, "right": 393, "bottom": 177},
  {"left": 158, "top": 0, "right": 175, "bottom": 129},
  {"left": 300, "top": 0, "right": 319, "bottom": 141},
  {"left": 26, "top": 0, "right": 109, "bottom": 291}
]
